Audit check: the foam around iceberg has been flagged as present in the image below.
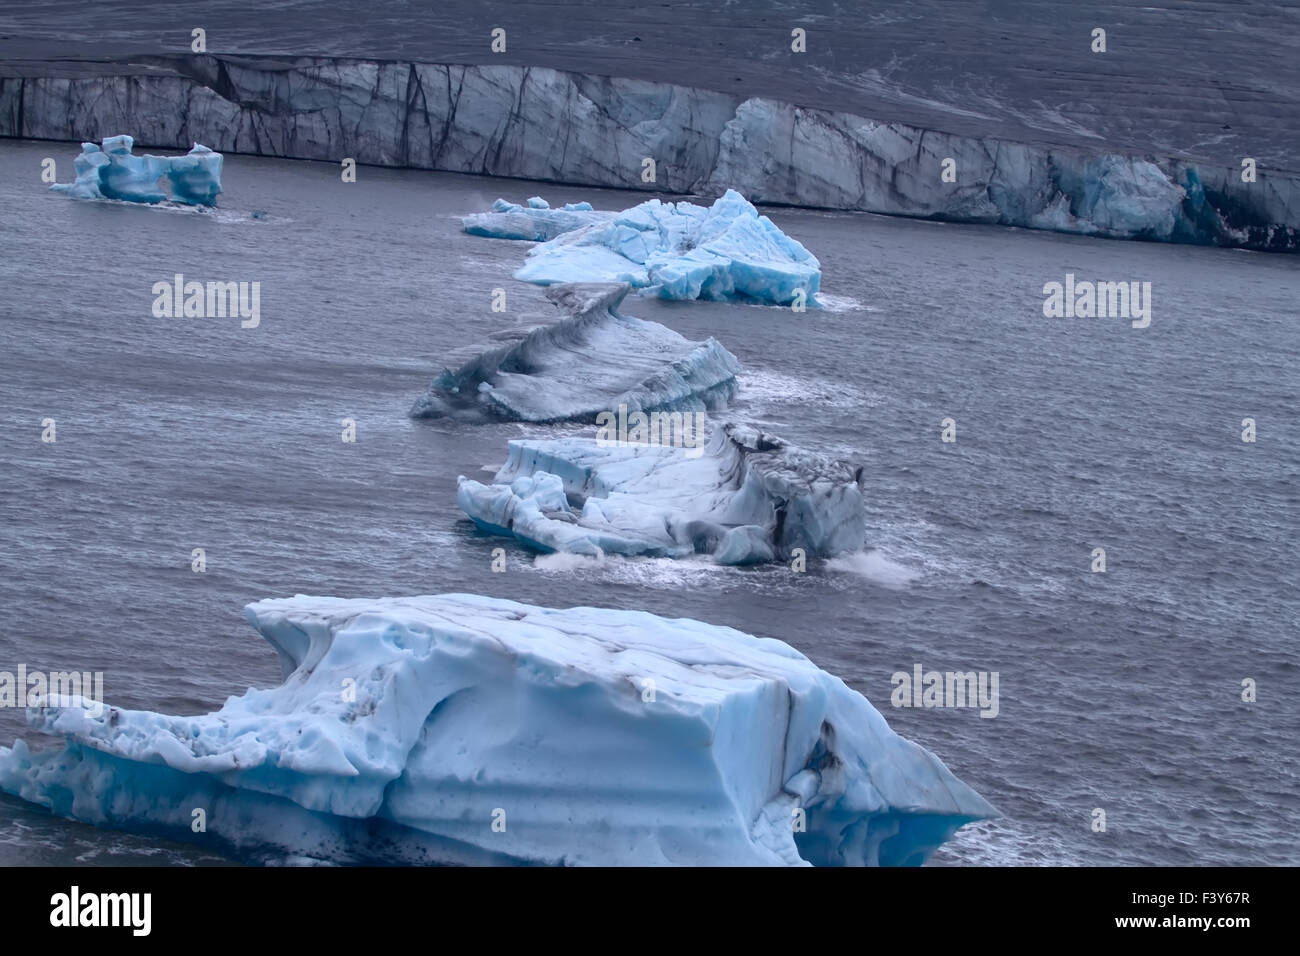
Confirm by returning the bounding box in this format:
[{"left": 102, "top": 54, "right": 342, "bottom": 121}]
[
  {"left": 409, "top": 282, "right": 741, "bottom": 423},
  {"left": 0, "top": 594, "right": 994, "bottom": 865},
  {"left": 50, "top": 134, "right": 223, "bottom": 206},
  {"left": 458, "top": 423, "right": 866, "bottom": 563}
]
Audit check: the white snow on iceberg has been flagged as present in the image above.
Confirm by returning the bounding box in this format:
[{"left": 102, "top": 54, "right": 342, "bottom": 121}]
[
  {"left": 51, "top": 135, "right": 223, "bottom": 206},
  {"left": 458, "top": 423, "right": 866, "bottom": 564},
  {"left": 465, "top": 189, "right": 822, "bottom": 305},
  {"left": 410, "top": 282, "right": 740, "bottom": 423},
  {"left": 0, "top": 594, "right": 994, "bottom": 865}
]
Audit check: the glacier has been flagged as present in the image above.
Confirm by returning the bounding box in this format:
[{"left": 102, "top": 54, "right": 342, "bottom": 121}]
[
  {"left": 409, "top": 282, "right": 740, "bottom": 423},
  {"left": 0, "top": 594, "right": 994, "bottom": 865},
  {"left": 6, "top": 56, "right": 1296, "bottom": 251},
  {"left": 50, "top": 135, "right": 223, "bottom": 206},
  {"left": 467, "top": 189, "right": 822, "bottom": 305},
  {"left": 457, "top": 423, "right": 866, "bottom": 564}
]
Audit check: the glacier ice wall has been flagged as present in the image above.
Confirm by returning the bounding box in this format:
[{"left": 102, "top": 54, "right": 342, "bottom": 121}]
[
  {"left": 409, "top": 282, "right": 740, "bottom": 423},
  {"left": 3, "top": 55, "right": 1296, "bottom": 250},
  {"left": 458, "top": 423, "right": 866, "bottom": 563},
  {"left": 0, "top": 594, "right": 995, "bottom": 866},
  {"left": 49, "top": 134, "right": 222, "bottom": 205}
]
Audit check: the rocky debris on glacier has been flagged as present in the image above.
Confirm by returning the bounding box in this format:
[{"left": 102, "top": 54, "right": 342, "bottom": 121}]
[
  {"left": 8, "top": 57, "right": 1296, "bottom": 251},
  {"left": 0, "top": 594, "right": 995, "bottom": 865},
  {"left": 466, "top": 189, "right": 823, "bottom": 305},
  {"left": 457, "top": 422, "right": 866, "bottom": 564},
  {"left": 50, "top": 134, "right": 223, "bottom": 205},
  {"left": 409, "top": 282, "right": 740, "bottom": 423}
]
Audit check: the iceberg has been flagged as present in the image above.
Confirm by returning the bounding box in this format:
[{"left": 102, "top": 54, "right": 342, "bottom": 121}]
[
  {"left": 50, "top": 135, "right": 223, "bottom": 206},
  {"left": 462, "top": 197, "right": 610, "bottom": 241},
  {"left": 409, "top": 282, "right": 740, "bottom": 423},
  {"left": 469, "top": 189, "right": 823, "bottom": 305},
  {"left": 0, "top": 594, "right": 994, "bottom": 865},
  {"left": 457, "top": 423, "right": 866, "bottom": 563}
]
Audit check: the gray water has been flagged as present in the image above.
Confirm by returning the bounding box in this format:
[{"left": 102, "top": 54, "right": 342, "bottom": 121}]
[{"left": 0, "top": 140, "right": 1297, "bottom": 866}]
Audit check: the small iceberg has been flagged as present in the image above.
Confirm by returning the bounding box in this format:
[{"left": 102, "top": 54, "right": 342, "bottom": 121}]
[
  {"left": 51, "top": 135, "right": 223, "bottom": 206},
  {"left": 0, "top": 594, "right": 994, "bottom": 865},
  {"left": 409, "top": 282, "right": 740, "bottom": 423},
  {"left": 458, "top": 422, "right": 866, "bottom": 563},
  {"left": 462, "top": 197, "right": 610, "bottom": 241},
  {"left": 464, "top": 189, "right": 821, "bottom": 305}
]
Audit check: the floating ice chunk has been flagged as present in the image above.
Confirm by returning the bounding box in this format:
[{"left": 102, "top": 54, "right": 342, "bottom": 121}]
[
  {"left": 50, "top": 135, "right": 223, "bottom": 206},
  {"left": 462, "top": 197, "right": 612, "bottom": 241},
  {"left": 467, "top": 189, "right": 822, "bottom": 305},
  {"left": 409, "top": 282, "right": 741, "bottom": 423},
  {"left": 457, "top": 423, "right": 866, "bottom": 563},
  {"left": 0, "top": 594, "right": 994, "bottom": 865}
]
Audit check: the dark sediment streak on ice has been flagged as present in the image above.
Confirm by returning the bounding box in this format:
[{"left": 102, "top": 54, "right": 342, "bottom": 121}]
[
  {"left": 409, "top": 282, "right": 740, "bottom": 423},
  {"left": 1, "top": 54, "right": 1296, "bottom": 251}
]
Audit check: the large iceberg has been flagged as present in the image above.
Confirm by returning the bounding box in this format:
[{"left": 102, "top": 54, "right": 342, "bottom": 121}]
[
  {"left": 458, "top": 423, "right": 866, "bottom": 564},
  {"left": 468, "top": 189, "right": 823, "bottom": 305},
  {"left": 0, "top": 594, "right": 994, "bottom": 865},
  {"left": 410, "top": 282, "right": 740, "bottom": 423},
  {"left": 50, "top": 135, "right": 223, "bottom": 206}
]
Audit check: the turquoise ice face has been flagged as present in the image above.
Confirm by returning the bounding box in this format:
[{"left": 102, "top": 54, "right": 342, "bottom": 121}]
[{"left": 165, "top": 144, "right": 224, "bottom": 205}]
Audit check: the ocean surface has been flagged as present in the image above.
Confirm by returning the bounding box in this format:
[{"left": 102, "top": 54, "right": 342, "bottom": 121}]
[{"left": 0, "top": 139, "right": 1296, "bottom": 866}]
